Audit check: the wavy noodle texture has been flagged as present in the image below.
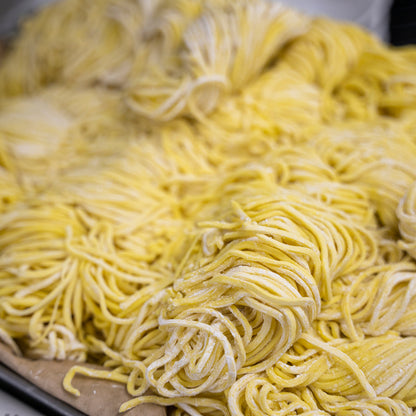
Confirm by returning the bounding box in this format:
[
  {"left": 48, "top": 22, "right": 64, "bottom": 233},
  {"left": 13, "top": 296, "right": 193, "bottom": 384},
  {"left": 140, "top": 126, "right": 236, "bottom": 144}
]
[
  {"left": 126, "top": 0, "right": 308, "bottom": 121},
  {"left": 278, "top": 18, "right": 380, "bottom": 121},
  {"left": 335, "top": 48, "right": 416, "bottom": 121},
  {"left": 398, "top": 182, "right": 416, "bottom": 259},
  {"left": 1, "top": 0, "right": 416, "bottom": 416},
  {"left": 314, "top": 123, "right": 416, "bottom": 229},
  {"left": 319, "top": 261, "right": 416, "bottom": 339},
  {"left": 311, "top": 333, "right": 416, "bottom": 407}
]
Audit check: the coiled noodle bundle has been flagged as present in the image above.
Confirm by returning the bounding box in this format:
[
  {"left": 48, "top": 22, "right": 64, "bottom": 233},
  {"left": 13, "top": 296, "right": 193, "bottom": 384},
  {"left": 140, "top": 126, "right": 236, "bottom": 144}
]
[{"left": 0, "top": 0, "right": 416, "bottom": 415}]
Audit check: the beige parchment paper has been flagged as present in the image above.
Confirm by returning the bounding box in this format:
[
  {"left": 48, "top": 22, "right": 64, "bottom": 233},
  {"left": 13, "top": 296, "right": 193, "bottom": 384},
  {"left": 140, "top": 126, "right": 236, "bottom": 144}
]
[{"left": 0, "top": 343, "right": 166, "bottom": 416}]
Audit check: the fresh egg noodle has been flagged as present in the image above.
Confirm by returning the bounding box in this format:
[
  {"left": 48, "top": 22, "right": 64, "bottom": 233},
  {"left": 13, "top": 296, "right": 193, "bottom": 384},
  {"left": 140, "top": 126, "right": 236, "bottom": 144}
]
[
  {"left": 398, "top": 182, "right": 416, "bottom": 261},
  {"left": 1, "top": 0, "right": 416, "bottom": 415}
]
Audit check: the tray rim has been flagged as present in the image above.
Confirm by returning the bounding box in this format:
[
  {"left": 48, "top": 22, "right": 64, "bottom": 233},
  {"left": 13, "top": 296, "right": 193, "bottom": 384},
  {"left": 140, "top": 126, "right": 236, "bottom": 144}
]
[{"left": 0, "top": 362, "right": 86, "bottom": 416}]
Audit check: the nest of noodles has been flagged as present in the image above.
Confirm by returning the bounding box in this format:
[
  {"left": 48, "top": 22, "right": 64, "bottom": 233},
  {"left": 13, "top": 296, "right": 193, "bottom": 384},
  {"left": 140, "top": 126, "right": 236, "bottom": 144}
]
[{"left": 1, "top": 1, "right": 416, "bottom": 416}]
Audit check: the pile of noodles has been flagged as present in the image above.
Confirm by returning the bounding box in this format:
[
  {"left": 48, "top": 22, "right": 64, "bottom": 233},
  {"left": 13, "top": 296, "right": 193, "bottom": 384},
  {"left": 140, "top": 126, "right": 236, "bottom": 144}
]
[{"left": 1, "top": 0, "right": 416, "bottom": 415}]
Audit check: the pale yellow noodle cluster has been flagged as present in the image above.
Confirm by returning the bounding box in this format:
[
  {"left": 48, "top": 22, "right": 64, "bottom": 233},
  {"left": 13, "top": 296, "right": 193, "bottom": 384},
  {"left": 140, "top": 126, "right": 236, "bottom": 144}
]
[
  {"left": 398, "top": 182, "right": 416, "bottom": 260},
  {"left": 1, "top": 1, "right": 416, "bottom": 415}
]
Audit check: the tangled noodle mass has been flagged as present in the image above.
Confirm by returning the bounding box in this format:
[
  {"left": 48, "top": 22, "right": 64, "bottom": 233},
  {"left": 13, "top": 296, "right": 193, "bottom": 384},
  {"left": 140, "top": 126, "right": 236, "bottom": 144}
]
[{"left": 1, "top": 0, "right": 416, "bottom": 415}]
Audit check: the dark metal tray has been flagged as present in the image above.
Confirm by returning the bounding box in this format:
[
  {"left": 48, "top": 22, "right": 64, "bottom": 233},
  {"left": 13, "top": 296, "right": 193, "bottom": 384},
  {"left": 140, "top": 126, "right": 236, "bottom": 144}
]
[{"left": 0, "top": 363, "right": 86, "bottom": 416}]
